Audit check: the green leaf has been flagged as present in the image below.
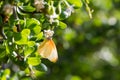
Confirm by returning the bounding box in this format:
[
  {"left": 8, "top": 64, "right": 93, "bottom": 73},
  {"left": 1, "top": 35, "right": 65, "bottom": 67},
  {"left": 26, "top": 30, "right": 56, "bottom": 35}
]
[
  {"left": 0, "top": 45, "right": 6, "bottom": 58},
  {"left": 26, "top": 18, "right": 40, "bottom": 28},
  {"left": 40, "top": 63, "right": 47, "bottom": 72},
  {"left": 35, "top": 63, "right": 48, "bottom": 72},
  {"left": 24, "top": 67, "right": 30, "bottom": 75},
  {"left": 3, "top": 69, "right": 10, "bottom": 75},
  {"left": 27, "top": 57, "right": 41, "bottom": 66},
  {"left": 15, "top": 39, "right": 28, "bottom": 45},
  {"left": 36, "top": 32, "right": 43, "bottom": 41},
  {"left": 26, "top": 18, "right": 40, "bottom": 27},
  {"left": 27, "top": 41, "right": 35, "bottom": 47},
  {"left": 0, "top": 50, "right": 6, "bottom": 59},
  {"left": 25, "top": 18, "right": 41, "bottom": 34},
  {"left": 15, "top": 29, "right": 30, "bottom": 45},
  {"left": 5, "top": 41, "right": 10, "bottom": 54},
  {"left": 67, "top": 0, "right": 83, "bottom": 8},
  {"left": 1, "top": 69, "right": 10, "bottom": 80},
  {"left": 59, "top": 21, "right": 67, "bottom": 29},
  {"left": 33, "top": 25, "right": 41, "bottom": 34},
  {"left": 21, "top": 29, "right": 30, "bottom": 37},
  {"left": 24, "top": 47, "right": 35, "bottom": 57},
  {"left": 71, "top": 76, "right": 82, "bottom": 80},
  {"left": 19, "top": 6, "right": 36, "bottom": 12},
  {"left": 13, "top": 33, "right": 21, "bottom": 41}
]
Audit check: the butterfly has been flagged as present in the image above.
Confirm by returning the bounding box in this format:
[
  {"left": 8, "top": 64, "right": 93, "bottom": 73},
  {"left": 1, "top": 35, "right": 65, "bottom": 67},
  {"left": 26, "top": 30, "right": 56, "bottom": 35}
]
[{"left": 38, "top": 30, "right": 58, "bottom": 63}]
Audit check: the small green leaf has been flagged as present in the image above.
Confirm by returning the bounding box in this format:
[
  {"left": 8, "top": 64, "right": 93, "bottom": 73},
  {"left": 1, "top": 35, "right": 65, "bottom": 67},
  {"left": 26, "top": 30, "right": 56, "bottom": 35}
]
[
  {"left": 27, "top": 41, "right": 35, "bottom": 47},
  {"left": 59, "top": 21, "right": 67, "bottom": 29},
  {"left": 24, "top": 47, "right": 35, "bottom": 57},
  {"left": 36, "top": 32, "right": 43, "bottom": 41},
  {"left": 3, "top": 69, "right": 10, "bottom": 75},
  {"left": 21, "top": 29, "right": 30, "bottom": 37},
  {"left": 0, "top": 50, "right": 6, "bottom": 59},
  {"left": 33, "top": 25, "right": 41, "bottom": 34},
  {"left": 24, "top": 67, "right": 30, "bottom": 74},
  {"left": 67, "top": 0, "right": 83, "bottom": 8},
  {"left": 15, "top": 29, "right": 30, "bottom": 45},
  {"left": 19, "top": 6, "right": 36, "bottom": 12},
  {"left": 5, "top": 41, "right": 10, "bottom": 54},
  {"left": 40, "top": 63, "right": 47, "bottom": 72},
  {"left": 35, "top": 63, "right": 48, "bottom": 72},
  {"left": 26, "top": 18, "right": 40, "bottom": 27},
  {"left": 27, "top": 57, "right": 41, "bottom": 66},
  {"left": 25, "top": 18, "right": 41, "bottom": 34},
  {"left": 13, "top": 33, "right": 21, "bottom": 41},
  {"left": 1, "top": 69, "right": 10, "bottom": 80},
  {"left": 15, "top": 38, "right": 28, "bottom": 45},
  {"left": 71, "top": 76, "right": 82, "bottom": 80}
]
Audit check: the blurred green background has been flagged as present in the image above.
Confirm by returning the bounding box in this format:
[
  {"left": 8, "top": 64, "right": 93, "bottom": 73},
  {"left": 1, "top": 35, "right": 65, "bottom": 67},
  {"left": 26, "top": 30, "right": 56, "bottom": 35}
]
[{"left": 40, "top": 0, "right": 120, "bottom": 80}]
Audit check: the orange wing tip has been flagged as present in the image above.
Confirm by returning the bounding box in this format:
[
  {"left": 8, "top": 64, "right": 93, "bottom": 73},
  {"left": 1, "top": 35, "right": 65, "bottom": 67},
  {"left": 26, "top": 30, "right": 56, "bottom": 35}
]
[{"left": 49, "top": 58, "right": 58, "bottom": 63}]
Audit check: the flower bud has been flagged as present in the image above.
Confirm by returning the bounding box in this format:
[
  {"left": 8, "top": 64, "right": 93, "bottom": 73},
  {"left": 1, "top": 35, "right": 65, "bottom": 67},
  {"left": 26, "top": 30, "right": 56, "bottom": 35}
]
[
  {"left": 3, "top": 4, "right": 13, "bottom": 16},
  {"left": 34, "top": 0, "right": 46, "bottom": 12}
]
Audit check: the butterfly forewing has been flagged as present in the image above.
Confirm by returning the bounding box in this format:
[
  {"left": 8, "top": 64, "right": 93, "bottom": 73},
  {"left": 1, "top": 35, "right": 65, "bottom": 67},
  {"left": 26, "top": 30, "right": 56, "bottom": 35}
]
[{"left": 38, "top": 39, "right": 58, "bottom": 62}]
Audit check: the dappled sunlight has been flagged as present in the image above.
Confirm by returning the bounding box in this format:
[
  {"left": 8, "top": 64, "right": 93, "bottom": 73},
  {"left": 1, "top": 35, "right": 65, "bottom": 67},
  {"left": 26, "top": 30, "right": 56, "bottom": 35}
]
[{"left": 95, "top": 46, "right": 119, "bottom": 66}]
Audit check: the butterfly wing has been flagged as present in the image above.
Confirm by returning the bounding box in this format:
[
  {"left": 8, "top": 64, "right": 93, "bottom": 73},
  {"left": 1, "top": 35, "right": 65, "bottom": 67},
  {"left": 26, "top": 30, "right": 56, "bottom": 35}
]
[{"left": 38, "top": 39, "right": 58, "bottom": 62}]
